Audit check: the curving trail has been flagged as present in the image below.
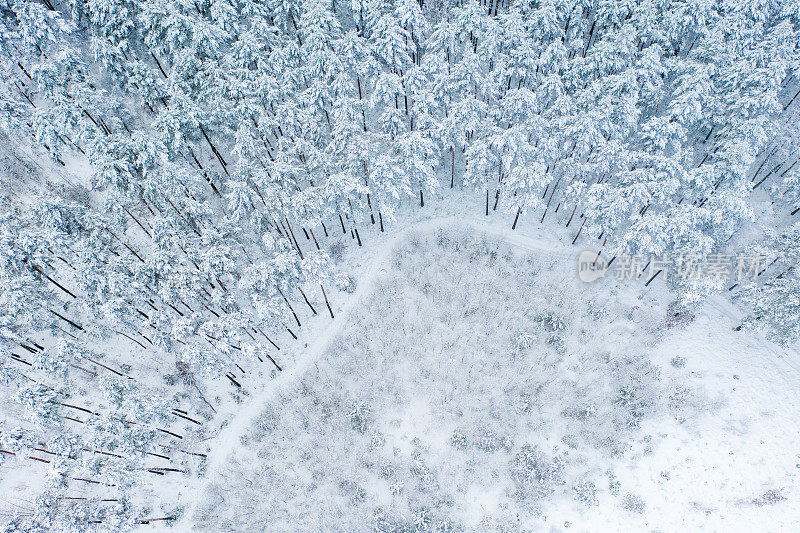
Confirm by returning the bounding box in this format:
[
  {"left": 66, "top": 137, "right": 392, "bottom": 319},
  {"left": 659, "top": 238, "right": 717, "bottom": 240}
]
[{"left": 176, "top": 215, "right": 569, "bottom": 529}]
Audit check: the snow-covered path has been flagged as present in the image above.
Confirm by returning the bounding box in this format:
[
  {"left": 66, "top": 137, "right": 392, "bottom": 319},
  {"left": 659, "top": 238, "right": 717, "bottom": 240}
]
[{"left": 176, "top": 215, "right": 570, "bottom": 529}]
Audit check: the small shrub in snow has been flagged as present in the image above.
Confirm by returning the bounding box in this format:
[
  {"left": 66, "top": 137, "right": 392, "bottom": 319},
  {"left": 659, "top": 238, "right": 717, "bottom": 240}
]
[
  {"left": 572, "top": 480, "right": 598, "bottom": 506},
  {"left": 606, "top": 470, "right": 621, "bottom": 495},
  {"left": 510, "top": 445, "right": 565, "bottom": 501},
  {"left": 375, "top": 506, "right": 461, "bottom": 533},
  {"left": 547, "top": 334, "right": 567, "bottom": 353},
  {"left": 670, "top": 356, "right": 687, "bottom": 368},
  {"left": 369, "top": 432, "right": 387, "bottom": 449},
  {"left": 621, "top": 493, "right": 646, "bottom": 513},
  {"left": 349, "top": 402, "right": 372, "bottom": 433},
  {"left": 615, "top": 386, "right": 650, "bottom": 428},
  {"left": 334, "top": 271, "right": 357, "bottom": 293},
  {"left": 511, "top": 390, "right": 534, "bottom": 413},
  {"left": 390, "top": 480, "right": 404, "bottom": 496},
  {"left": 668, "top": 386, "right": 695, "bottom": 423},
  {"left": 380, "top": 464, "right": 397, "bottom": 480},
  {"left": 339, "top": 480, "right": 367, "bottom": 503},
  {"left": 328, "top": 241, "right": 346, "bottom": 263},
  {"left": 561, "top": 403, "right": 597, "bottom": 421},
  {"left": 449, "top": 431, "right": 468, "bottom": 450},
  {"left": 752, "top": 489, "right": 786, "bottom": 506},
  {"left": 561, "top": 434, "right": 579, "bottom": 449},
  {"left": 513, "top": 331, "right": 535, "bottom": 351},
  {"left": 411, "top": 457, "right": 437, "bottom": 489},
  {"left": 534, "top": 313, "right": 566, "bottom": 332},
  {"left": 474, "top": 430, "right": 513, "bottom": 453}
]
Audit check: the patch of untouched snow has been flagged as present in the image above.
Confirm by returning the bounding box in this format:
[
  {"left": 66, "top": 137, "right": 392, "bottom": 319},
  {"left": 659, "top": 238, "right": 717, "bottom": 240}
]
[{"left": 605, "top": 297, "right": 800, "bottom": 532}]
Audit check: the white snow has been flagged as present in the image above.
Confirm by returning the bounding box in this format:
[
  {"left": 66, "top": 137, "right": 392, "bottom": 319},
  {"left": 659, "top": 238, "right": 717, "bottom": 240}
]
[{"left": 175, "top": 206, "right": 800, "bottom": 532}]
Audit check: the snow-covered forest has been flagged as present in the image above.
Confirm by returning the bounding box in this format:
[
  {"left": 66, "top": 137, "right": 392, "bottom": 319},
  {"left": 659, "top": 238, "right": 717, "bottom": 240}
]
[{"left": 1, "top": 0, "right": 800, "bottom": 529}]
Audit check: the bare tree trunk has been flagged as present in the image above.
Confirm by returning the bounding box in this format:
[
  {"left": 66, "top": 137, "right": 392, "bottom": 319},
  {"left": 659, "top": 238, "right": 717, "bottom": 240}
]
[
  {"left": 541, "top": 179, "right": 559, "bottom": 223},
  {"left": 321, "top": 284, "right": 334, "bottom": 318},
  {"left": 298, "top": 287, "right": 317, "bottom": 315},
  {"left": 512, "top": 207, "right": 521, "bottom": 229},
  {"left": 450, "top": 147, "right": 455, "bottom": 188},
  {"left": 571, "top": 217, "right": 586, "bottom": 245},
  {"left": 566, "top": 205, "right": 577, "bottom": 227}
]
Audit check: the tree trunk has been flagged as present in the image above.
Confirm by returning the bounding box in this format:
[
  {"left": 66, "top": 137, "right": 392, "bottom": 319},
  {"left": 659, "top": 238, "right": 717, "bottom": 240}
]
[
  {"left": 450, "top": 147, "right": 455, "bottom": 188},
  {"left": 571, "top": 217, "right": 586, "bottom": 245},
  {"left": 321, "top": 284, "right": 334, "bottom": 318},
  {"left": 644, "top": 269, "right": 663, "bottom": 286},
  {"left": 298, "top": 287, "right": 317, "bottom": 315},
  {"left": 566, "top": 205, "right": 577, "bottom": 227}
]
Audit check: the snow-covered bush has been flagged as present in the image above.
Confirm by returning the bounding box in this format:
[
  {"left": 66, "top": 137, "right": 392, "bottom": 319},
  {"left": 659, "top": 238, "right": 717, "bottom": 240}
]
[
  {"left": 621, "top": 493, "right": 647, "bottom": 514},
  {"left": 510, "top": 445, "right": 566, "bottom": 503},
  {"left": 572, "top": 480, "right": 598, "bottom": 507}
]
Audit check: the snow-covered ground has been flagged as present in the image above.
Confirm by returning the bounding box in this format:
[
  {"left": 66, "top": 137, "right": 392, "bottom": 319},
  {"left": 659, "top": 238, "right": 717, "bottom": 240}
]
[
  {"left": 3, "top": 2, "right": 799, "bottom": 529},
  {"left": 171, "top": 200, "right": 800, "bottom": 532}
]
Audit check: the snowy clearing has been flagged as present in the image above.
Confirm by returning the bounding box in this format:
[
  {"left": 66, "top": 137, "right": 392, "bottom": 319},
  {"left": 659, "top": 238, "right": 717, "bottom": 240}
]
[{"left": 185, "top": 224, "right": 800, "bottom": 531}]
